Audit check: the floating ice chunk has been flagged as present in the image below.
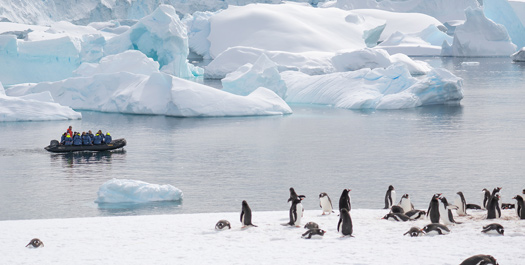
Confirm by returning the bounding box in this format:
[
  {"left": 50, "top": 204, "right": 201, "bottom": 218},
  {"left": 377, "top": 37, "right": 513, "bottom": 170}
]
[
  {"left": 95, "top": 178, "right": 183, "bottom": 204},
  {"left": 461, "top": 62, "right": 480, "bottom": 66},
  {"left": 511, "top": 47, "right": 525, "bottom": 62},
  {"left": 222, "top": 53, "right": 287, "bottom": 98}
]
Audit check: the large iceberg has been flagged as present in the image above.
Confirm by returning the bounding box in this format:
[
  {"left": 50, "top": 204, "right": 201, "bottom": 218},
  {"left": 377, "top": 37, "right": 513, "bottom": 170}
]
[
  {"left": 95, "top": 178, "right": 183, "bottom": 203},
  {"left": 484, "top": 0, "right": 525, "bottom": 49},
  {"left": 282, "top": 64, "right": 463, "bottom": 109},
  {"left": 441, "top": 7, "right": 517, "bottom": 57}
]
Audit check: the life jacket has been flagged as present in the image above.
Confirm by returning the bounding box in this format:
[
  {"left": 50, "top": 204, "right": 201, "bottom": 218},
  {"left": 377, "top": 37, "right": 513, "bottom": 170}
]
[{"left": 64, "top": 135, "right": 73, "bottom": 145}]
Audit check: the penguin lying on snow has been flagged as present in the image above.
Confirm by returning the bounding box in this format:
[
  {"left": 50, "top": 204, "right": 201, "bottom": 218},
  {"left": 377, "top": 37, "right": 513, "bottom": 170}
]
[
  {"left": 25, "top": 238, "right": 44, "bottom": 248},
  {"left": 390, "top": 205, "right": 404, "bottom": 214},
  {"left": 421, "top": 223, "right": 450, "bottom": 235},
  {"left": 215, "top": 220, "right": 231, "bottom": 230},
  {"left": 459, "top": 254, "right": 499, "bottom": 265},
  {"left": 319, "top": 192, "right": 334, "bottom": 215},
  {"left": 403, "top": 227, "right": 424, "bottom": 237},
  {"left": 382, "top": 212, "right": 409, "bottom": 222},
  {"left": 301, "top": 228, "right": 326, "bottom": 239},
  {"left": 481, "top": 223, "right": 504, "bottom": 235},
  {"left": 405, "top": 209, "right": 426, "bottom": 220},
  {"left": 384, "top": 185, "right": 396, "bottom": 209},
  {"left": 304, "top": 222, "right": 319, "bottom": 230}
]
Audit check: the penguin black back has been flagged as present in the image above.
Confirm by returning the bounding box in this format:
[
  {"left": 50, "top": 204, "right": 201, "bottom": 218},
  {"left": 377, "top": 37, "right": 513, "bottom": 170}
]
[
  {"left": 337, "top": 208, "right": 353, "bottom": 236},
  {"left": 426, "top": 193, "right": 441, "bottom": 223},
  {"left": 339, "top": 189, "right": 351, "bottom": 212},
  {"left": 482, "top": 188, "right": 491, "bottom": 209},
  {"left": 481, "top": 223, "right": 504, "bottom": 235},
  {"left": 384, "top": 185, "right": 395, "bottom": 209},
  {"left": 486, "top": 195, "right": 501, "bottom": 219},
  {"left": 288, "top": 187, "right": 298, "bottom": 203},
  {"left": 25, "top": 238, "right": 44, "bottom": 248},
  {"left": 513, "top": 195, "right": 525, "bottom": 219},
  {"left": 459, "top": 254, "right": 499, "bottom": 265},
  {"left": 240, "top": 200, "right": 256, "bottom": 227}
]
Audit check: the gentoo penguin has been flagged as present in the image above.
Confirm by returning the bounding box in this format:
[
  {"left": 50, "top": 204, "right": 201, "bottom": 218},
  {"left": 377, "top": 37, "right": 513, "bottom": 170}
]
[
  {"left": 390, "top": 205, "right": 405, "bottom": 214},
  {"left": 513, "top": 195, "right": 525, "bottom": 219},
  {"left": 304, "top": 222, "right": 319, "bottom": 230},
  {"left": 339, "top": 189, "right": 351, "bottom": 213},
  {"left": 481, "top": 223, "right": 504, "bottom": 235},
  {"left": 459, "top": 254, "right": 499, "bottom": 265},
  {"left": 285, "top": 196, "right": 304, "bottom": 227},
  {"left": 467, "top": 204, "right": 482, "bottom": 210},
  {"left": 501, "top": 203, "right": 515, "bottom": 210},
  {"left": 215, "top": 220, "right": 231, "bottom": 230},
  {"left": 405, "top": 209, "right": 426, "bottom": 220},
  {"left": 398, "top": 194, "right": 415, "bottom": 213},
  {"left": 25, "top": 238, "right": 44, "bottom": 248},
  {"left": 454, "top": 191, "right": 468, "bottom": 216},
  {"left": 240, "top": 200, "right": 257, "bottom": 227},
  {"left": 439, "top": 196, "right": 461, "bottom": 225},
  {"left": 319, "top": 192, "right": 334, "bottom": 215},
  {"left": 486, "top": 195, "right": 501, "bottom": 219},
  {"left": 301, "top": 228, "right": 326, "bottom": 239},
  {"left": 426, "top": 193, "right": 441, "bottom": 223},
  {"left": 384, "top": 185, "right": 396, "bottom": 209},
  {"left": 482, "top": 188, "right": 491, "bottom": 209},
  {"left": 288, "top": 187, "right": 298, "bottom": 203},
  {"left": 337, "top": 208, "right": 353, "bottom": 237},
  {"left": 403, "top": 227, "right": 424, "bottom": 237},
  {"left": 421, "top": 223, "right": 450, "bottom": 235},
  {"left": 382, "top": 212, "right": 409, "bottom": 222}
]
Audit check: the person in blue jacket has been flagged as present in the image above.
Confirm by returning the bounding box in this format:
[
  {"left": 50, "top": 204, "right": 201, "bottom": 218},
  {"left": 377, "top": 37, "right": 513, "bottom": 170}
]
[
  {"left": 93, "top": 131, "right": 103, "bottom": 145},
  {"left": 105, "top": 132, "right": 112, "bottom": 144},
  {"left": 82, "top": 132, "right": 92, "bottom": 145},
  {"left": 64, "top": 134, "right": 73, "bottom": 146},
  {"left": 73, "top": 132, "right": 82, "bottom": 146},
  {"left": 87, "top": 130, "right": 94, "bottom": 143},
  {"left": 60, "top": 132, "right": 67, "bottom": 145}
]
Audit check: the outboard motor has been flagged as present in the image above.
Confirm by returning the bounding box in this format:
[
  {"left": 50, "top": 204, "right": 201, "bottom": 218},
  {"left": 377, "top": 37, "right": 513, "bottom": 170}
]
[{"left": 49, "top": 140, "right": 59, "bottom": 147}]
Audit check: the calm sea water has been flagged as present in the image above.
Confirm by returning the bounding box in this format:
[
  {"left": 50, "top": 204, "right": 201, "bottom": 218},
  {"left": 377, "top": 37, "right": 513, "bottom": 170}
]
[{"left": 1, "top": 57, "right": 525, "bottom": 221}]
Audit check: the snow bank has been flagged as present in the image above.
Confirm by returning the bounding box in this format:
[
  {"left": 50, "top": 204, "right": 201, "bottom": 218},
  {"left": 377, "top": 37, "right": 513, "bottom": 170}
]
[
  {"left": 2, "top": 209, "right": 524, "bottom": 264},
  {"left": 95, "top": 179, "right": 183, "bottom": 203},
  {"left": 0, "top": 82, "right": 81, "bottom": 122},
  {"left": 282, "top": 64, "right": 463, "bottom": 109},
  {"left": 511, "top": 47, "right": 525, "bottom": 62},
  {"left": 207, "top": 3, "right": 384, "bottom": 58},
  {"left": 222, "top": 54, "right": 287, "bottom": 98},
  {"left": 442, "top": 7, "right": 517, "bottom": 57}
]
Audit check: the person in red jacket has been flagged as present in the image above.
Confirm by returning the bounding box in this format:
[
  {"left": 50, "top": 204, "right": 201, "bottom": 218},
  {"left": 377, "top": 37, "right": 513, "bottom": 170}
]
[{"left": 66, "top": 126, "right": 73, "bottom": 137}]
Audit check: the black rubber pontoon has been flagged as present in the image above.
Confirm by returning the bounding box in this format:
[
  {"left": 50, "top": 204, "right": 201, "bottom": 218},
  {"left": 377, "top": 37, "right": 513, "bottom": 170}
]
[{"left": 44, "top": 138, "right": 126, "bottom": 153}]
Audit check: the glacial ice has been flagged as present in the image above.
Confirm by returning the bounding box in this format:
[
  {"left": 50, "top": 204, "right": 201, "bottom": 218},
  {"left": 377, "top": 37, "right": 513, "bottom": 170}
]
[
  {"left": 95, "top": 178, "right": 183, "bottom": 204},
  {"left": 484, "top": 0, "right": 525, "bottom": 49},
  {"left": 511, "top": 47, "right": 525, "bottom": 62}
]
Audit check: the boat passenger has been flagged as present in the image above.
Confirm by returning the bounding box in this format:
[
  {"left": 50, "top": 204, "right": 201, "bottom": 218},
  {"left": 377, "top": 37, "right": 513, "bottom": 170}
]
[
  {"left": 93, "top": 132, "right": 103, "bottom": 145},
  {"left": 105, "top": 132, "right": 112, "bottom": 144},
  {"left": 66, "top": 126, "right": 73, "bottom": 137},
  {"left": 87, "top": 130, "right": 94, "bottom": 143},
  {"left": 73, "top": 132, "right": 82, "bottom": 146},
  {"left": 60, "top": 132, "right": 67, "bottom": 145},
  {"left": 82, "top": 132, "right": 92, "bottom": 145},
  {"left": 64, "top": 134, "right": 73, "bottom": 146}
]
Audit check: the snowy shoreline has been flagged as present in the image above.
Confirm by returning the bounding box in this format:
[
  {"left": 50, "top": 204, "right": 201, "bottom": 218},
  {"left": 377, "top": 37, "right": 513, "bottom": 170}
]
[{"left": 4, "top": 209, "right": 524, "bottom": 264}]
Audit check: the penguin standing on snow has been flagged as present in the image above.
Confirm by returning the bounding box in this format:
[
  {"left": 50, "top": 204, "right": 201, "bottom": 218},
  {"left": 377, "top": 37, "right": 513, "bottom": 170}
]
[
  {"left": 486, "top": 194, "right": 501, "bottom": 219},
  {"left": 454, "top": 191, "right": 468, "bottom": 216},
  {"left": 398, "top": 194, "right": 415, "bottom": 213},
  {"left": 439, "top": 196, "right": 461, "bottom": 225},
  {"left": 240, "top": 200, "right": 257, "bottom": 227},
  {"left": 337, "top": 208, "right": 353, "bottom": 236},
  {"left": 339, "top": 189, "right": 351, "bottom": 213},
  {"left": 384, "top": 185, "right": 396, "bottom": 209},
  {"left": 319, "top": 192, "right": 334, "bottom": 215},
  {"left": 285, "top": 196, "right": 304, "bottom": 227},
  {"left": 513, "top": 195, "right": 525, "bottom": 219},
  {"left": 426, "top": 193, "right": 441, "bottom": 223},
  {"left": 459, "top": 254, "right": 499, "bottom": 265}
]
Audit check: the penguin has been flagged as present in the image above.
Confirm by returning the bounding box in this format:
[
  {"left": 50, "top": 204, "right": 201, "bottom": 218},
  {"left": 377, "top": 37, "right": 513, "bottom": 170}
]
[
  {"left": 398, "top": 194, "right": 415, "bottom": 213},
  {"left": 25, "top": 238, "right": 44, "bottom": 248},
  {"left": 421, "top": 223, "right": 450, "bottom": 235},
  {"left": 482, "top": 188, "right": 491, "bottom": 210},
  {"left": 454, "top": 191, "right": 468, "bottom": 216},
  {"left": 405, "top": 209, "right": 426, "bottom": 220},
  {"left": 304, "top": 222, "right": 319, "bottom": 230},
  {"left": 339, "top": 189, "right": 351, "bottom": 213},
  {"left": 403, "top": 227, "right": 424, "bottom": 237},
  {"left": 492, "top": 187, "right": 502, "bottom": 209},
  {"left": 288, "top": 187, "right": 298, "bottom": 203},
  {"left": 467, "top": 204, "right": 482, "bottom": 210},
  {"left": 319, "top": 192, "right": 334, "bottom": 215},
  {"left": 240, "top": 200, "right": 257, "bottom": 227},
  {"left": 486, "top": 194, "right": 501, "bottom": 219},
  {"left": 426, "top": 193, "right": 441, "bottom": 224},
  {"left": 215, "top": 220, "right": 231, "bottom": 230},
  {"left": 384, "top": 185, "right": 396, "bottom": 209},
  {"left": 301, "top": 228, "right": 326, "bottom": 239},
  {"left": 501, "top": 203, "right": 515, "bottom": 210},
  {"left": 382, "top": 212, "right": 409, "bottom": 222},
  {"left": 513, "top": 195, "right": 525, "bottom": 219},
  {"left": 439, "top": 196, "right": 461, "bottom": 225},
  {"left": 481, "top": 223, "right": 504, "bottom": 235},
  {"left": 459, "top": 254, "right": 499, "bottom": 265},
  {"left": 390, "top": 205, "right": 405, "bottom": 214},
  {"left": 337, "top": 208, "right": 353, "bottom": 237},
  {"left": 285, "top": 196, "right": 304, "bottom": 227}
]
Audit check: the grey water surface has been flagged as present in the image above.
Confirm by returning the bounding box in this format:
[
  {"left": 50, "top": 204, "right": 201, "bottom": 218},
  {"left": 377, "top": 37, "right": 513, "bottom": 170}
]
[{"left": 1, "top": 57, "right": 525, "bottom": 221}]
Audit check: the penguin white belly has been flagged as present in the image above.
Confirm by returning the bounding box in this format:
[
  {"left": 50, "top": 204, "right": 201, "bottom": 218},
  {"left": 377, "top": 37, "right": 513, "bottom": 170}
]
[
  {"left": 400, "top": 199, "right": 413, "bottom": 213},
  {"left": 439, "top": 203, "right": 451, "bottom": 225},
  {"left": 453, "top": 197, "right": 466, "bottom": 216},
  {"left": 391, "top": 191, "right": 396, "bottom": 207},
  {"left": 295, "top": 203, "right": 303, "bottom": 225},
  {"left": 320, "top": 197, "right": 332, "bottom": 213}
]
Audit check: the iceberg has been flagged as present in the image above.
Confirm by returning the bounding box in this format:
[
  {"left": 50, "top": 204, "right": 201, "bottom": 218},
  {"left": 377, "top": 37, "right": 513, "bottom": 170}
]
[
  {"left": 484, "top": 0, "right": 525, "bottom": 49},
  {"left": 441, "top": 7, "right": 517, "bottom": 57},
  {"left": 182, "top": 11, "right": 218, "bottom": 60},
  {"left": 222, "top": 53, "right": 287, "bottom": 98},
  {"left": 375, "top": 25, "right": 453, "bottom": 56},
  {"left": 282, "top": 64, "right": 463, "bottom": 109},
  {"left": 511, "top": 47, "right": 525, "bottom": 62},
  {"left": 331, "top": 48, "right": 392, "bottom": 72},
  {"left": 95, "top": 178, "right": 183, "bottom": 203}
]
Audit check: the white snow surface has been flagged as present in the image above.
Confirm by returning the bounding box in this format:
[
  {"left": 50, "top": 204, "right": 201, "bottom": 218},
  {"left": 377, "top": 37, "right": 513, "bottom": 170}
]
[
  {"left": 3, "top": 208, "right": 524, "bottom": 264},
  {"left": 511, "top": 47, "right": 525, "bottom": 62},
  {"left": 95, "top": 178, "right": 183, "bottom": 203}
]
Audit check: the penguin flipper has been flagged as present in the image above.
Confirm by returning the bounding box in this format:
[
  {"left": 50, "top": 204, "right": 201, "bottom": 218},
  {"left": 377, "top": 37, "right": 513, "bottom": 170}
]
[{"left": 240, "top": 210, "right": 244, "bottom": 223}]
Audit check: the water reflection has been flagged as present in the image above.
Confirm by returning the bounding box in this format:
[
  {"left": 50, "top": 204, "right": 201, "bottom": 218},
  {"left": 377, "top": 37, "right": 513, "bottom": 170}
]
[
  {"left": 96, "top": 200, "right": 183, "bottom": 216},
  {"left": 50, "top": 150, "right": 126, "bottom": 167}
]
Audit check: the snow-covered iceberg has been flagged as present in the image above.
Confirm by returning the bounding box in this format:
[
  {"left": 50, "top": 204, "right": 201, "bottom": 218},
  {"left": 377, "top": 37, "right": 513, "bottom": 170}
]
[
  {"left": 282, "top": 64, "right": 463, "bottom": 109},
  {"left": 375, "top": 25, "right": 452, "bottom": 56},
  {"left": 0, "top": 82, "right": 81, "bottom": 122},
  {"left": 484, "top": 0, "right": 525, "bottom": 49},
  {"left": 442, "top": 7, "right": 517, "bottom": 57},
  {"left": 511, "top": 47, "right": 525, "bottom": 62},
  {"left": 95, "top": 178, "right": 183, "bottom": 203}
]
